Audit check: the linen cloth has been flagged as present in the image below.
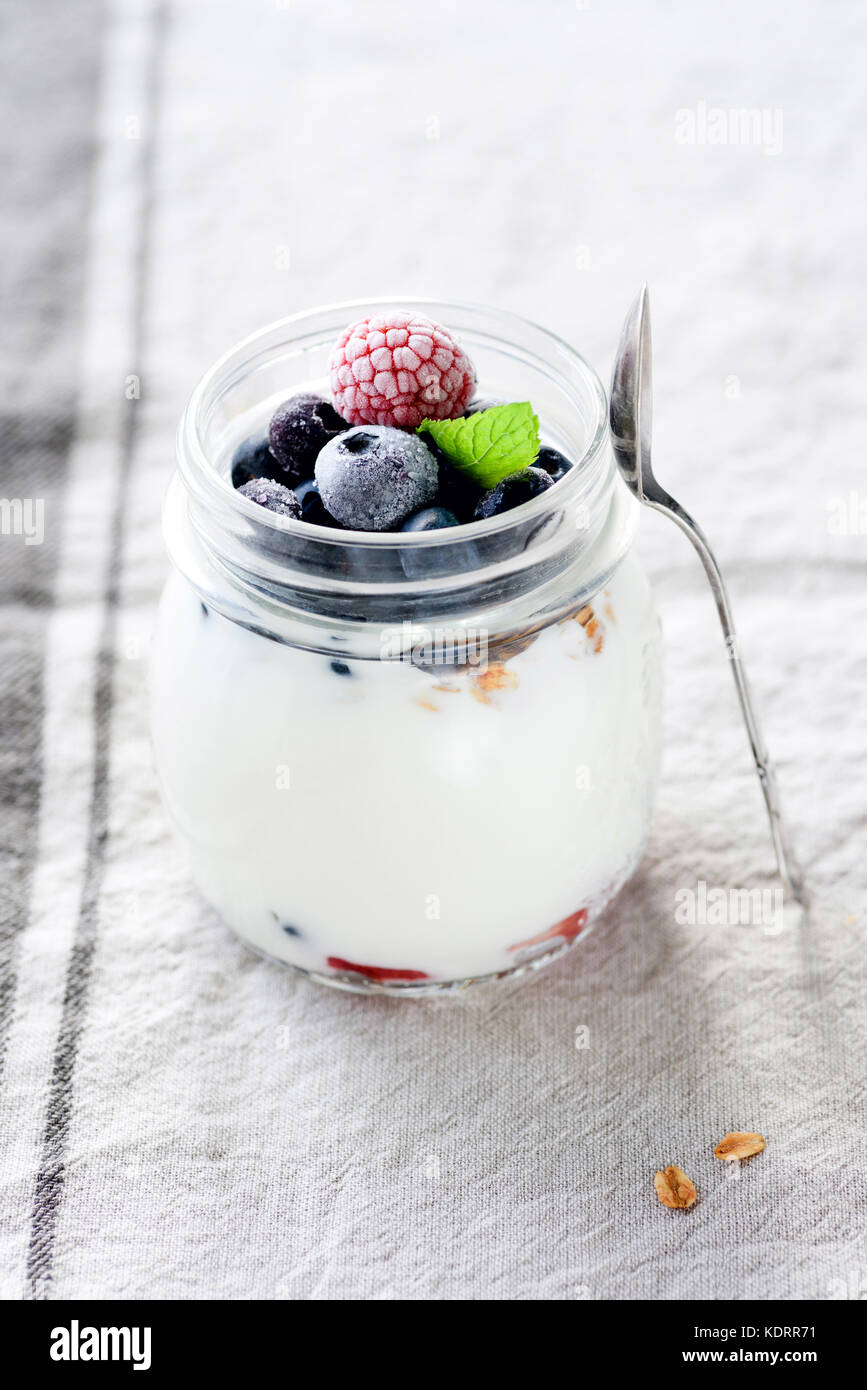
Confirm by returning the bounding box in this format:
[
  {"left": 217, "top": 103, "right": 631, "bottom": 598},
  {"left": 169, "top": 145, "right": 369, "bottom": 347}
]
[{"left": 0, "top": 0, "right": 864, "bottom": 1301}]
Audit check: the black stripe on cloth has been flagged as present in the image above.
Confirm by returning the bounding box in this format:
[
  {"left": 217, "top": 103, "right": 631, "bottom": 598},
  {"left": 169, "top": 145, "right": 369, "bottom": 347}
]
[{"left": 25, "top": 0, "right": 167, "bottom": 1301}]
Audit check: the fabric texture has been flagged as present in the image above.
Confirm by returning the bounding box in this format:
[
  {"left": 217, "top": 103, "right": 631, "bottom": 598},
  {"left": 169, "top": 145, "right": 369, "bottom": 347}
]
[{"left": 0, "top": 0, "right": 864, "bottom": 1301}]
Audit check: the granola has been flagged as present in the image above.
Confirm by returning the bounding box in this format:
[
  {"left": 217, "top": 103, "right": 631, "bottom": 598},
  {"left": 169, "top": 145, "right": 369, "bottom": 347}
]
[
  {"left": 713, "top": 1131, "right": 766, "bottom": 1162},
  {"left": 470, "top": 662, "right": 520, "bottom": 705},
  {"left": 654, "top": 1165, "right": 698, "bottom": 1210}
]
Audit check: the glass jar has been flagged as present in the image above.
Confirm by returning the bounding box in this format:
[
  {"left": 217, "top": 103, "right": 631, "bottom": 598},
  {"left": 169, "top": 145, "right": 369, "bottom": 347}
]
[{"left": 151, "top": 300, "right": 662, "bottom": 995}]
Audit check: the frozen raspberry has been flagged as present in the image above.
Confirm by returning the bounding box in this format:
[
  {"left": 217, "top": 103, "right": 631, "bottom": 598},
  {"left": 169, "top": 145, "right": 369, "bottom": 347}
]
[
  {"left": 327, "top": 956, "right": 429, "bottom": 982},
  {"left": 329, "top": 311, "right": 475, "bottom": 430},
  {"left": 509, "top": 909, "right": 588, "bottom": 953}
]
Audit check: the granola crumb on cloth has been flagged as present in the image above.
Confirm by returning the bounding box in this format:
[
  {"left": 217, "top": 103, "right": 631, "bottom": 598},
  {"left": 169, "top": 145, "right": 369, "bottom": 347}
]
[
  {"left": 713, "top": 1131, "right": 766, "bottom": 1161},
  {"left": 654, "top": 1165, "right": 698, "bottom": 1210}
]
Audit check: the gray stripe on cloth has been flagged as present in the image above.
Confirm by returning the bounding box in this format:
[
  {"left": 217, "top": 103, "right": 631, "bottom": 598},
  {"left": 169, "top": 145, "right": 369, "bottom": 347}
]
[
  {"left": 0, "top": 1, "right": 106, "bottom": 1084},
  {"left": 24, "top": 0, "right": 168, "bottom": 1301}
]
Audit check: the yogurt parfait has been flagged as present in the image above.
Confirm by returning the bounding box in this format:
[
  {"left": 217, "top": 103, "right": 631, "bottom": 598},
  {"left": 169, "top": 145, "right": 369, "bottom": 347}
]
[{"left": 151, "top": 301, "right": 663, "bottom": 994}]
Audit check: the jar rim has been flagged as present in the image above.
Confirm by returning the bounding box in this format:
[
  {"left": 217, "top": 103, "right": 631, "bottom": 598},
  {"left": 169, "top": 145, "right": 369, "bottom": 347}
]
[
  {"left": 179, "top": 296, "right": 610, "bottom": 549},
  {"left": 169, "top": 298, "right": 635, "bottom": 638}
]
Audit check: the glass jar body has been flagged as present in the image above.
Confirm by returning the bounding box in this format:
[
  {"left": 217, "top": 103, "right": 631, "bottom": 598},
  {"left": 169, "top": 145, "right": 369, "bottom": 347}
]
[{"left": 152, "top": 556, "right": 661, "bottom": 992}]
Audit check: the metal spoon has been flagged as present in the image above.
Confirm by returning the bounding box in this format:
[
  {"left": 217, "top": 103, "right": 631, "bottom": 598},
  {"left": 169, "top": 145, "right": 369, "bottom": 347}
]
[{"left": 609, "top": 284, "right": 807, "bottom": 905}]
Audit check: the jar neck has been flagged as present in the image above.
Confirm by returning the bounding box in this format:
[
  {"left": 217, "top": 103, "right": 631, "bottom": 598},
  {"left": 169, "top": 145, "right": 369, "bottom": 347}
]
[
  {"left": 164, "top": 460, "right": 637, "bottom": 657},
  {"left": 167, "top": 300, "right": 638, "bottom": 655}
]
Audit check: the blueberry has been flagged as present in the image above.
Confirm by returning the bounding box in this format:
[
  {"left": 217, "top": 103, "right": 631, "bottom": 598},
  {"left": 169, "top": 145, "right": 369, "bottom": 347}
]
[
  {"left": 399, "top": 503, "right": 480, "bottom": 580},
  {"left": 238, "top": 477, "right": 302, "bottom": 519},
  {"left": 474, "top": 467, "right": 554, "bottom": 520},
  {"left": 270, "top": 911, "right": 303, "bottom": 938},
  {"left": 536, "top": 445, "right": 572, "bottom": 482},
  {"left": 419, "top": 438, "right": 481, "bottom": 523},
  {"left": 231, "top": 429, "right": 277, "bottom": 489},
  {"left": 401, "top": 506, "right": 460, "bottom": 532},
  {"left": 464, "top": 395, "right": 507, "bottom": 415},
  {"left": 439, "top": 468, "right": 483, "bottom": 522},
  {"left": 294, "top": 477, "right": 339, "bottom": 527},
  {"left": 330, "top": 659, "right": 352, "bottom": 677},
  {"left": 268, "top": 393, "right": 348, "bottom": 486},
  {"left": 315, "top": 426, "right": 439, "bottom": 531}
]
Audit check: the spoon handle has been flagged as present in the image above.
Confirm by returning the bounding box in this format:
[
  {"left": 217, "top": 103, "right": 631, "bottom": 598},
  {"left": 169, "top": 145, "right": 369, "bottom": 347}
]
[{"left": 646, "top": 484, "right": 808, "bottom": 906}]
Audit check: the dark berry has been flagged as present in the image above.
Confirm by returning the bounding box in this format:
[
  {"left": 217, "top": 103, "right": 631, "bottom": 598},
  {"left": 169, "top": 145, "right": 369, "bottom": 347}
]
[
  {"left": 420, "top": 438, "right": 481, "bottom": 522},
  {"left": 294, "top": 477, "right": 339, "bottom": 527},
  {"left": 439, "top": 468, "right": 483, "bottom": 522},
  {"left": 315, "top": 425, "right": 438, "bottom": 531},
  {"left": 268, "top": 392, "right": 348, "bottom": 486},
  {"left": 400, "top": 505, "right": 479, "bottom": 581},
  {"left": 536, "top": 445, "right": 572, "bottom": 482},
  {"left": 465, "top": 395, "right": 506, "bottom": 415},
  {"left": 330, "top": 659, "right": 352, "bottom": 677},
  {"left": 238, "top": 477, "right": 302, "bottom": 519},
  {"left": 473, "top": 467, "right": 554, "bottom": 520},
  {"left": 231, "top": 430, "right": 277, "bottom": 489},
  {"left": 401, "top": 506, "right": 460, "bottom": 532},
  {"left": 270, "top": 911, "right": 303, "bottom": 938}
]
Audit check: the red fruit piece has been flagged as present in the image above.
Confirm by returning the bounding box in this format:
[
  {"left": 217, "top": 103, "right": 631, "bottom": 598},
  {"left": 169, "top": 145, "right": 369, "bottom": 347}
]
[
  {"left": 327, "top": 956, "right": 429, "bottom": 982},
  {"left": 329, "top": 311, "right": 475, "bottom": 430},
  {"left": 508, "top": 909, "right": 588, "bottom": 953}
]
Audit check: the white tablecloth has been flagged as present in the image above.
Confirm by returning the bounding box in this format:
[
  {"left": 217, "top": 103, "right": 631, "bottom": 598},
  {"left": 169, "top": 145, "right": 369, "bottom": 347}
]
[{"left": 1, "top": 0, "right": 864, "bottom": 1300}]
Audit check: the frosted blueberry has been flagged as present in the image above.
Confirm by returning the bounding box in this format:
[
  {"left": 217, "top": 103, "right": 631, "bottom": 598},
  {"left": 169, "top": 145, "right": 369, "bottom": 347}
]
[
  {"left": 294, "top": 477, "right": 338, "bottom": 526},
  {"left": 536, "top": 445, "right": 572, "bottom": 482},
  {"left": 401, "top": 506, "right": 460, "bottom": 532},
  {"left": 418, "top": 435, "right": 481, "bottom": 522},
  {"left": 315, "top": 426, "right": 439, "bottom": 531},
  {"left": 473, "top": 467, "right": 553, "bottom": 520},
  {"left": 231, "top": 429, "right": 276, "bottom": 489},
  {"left": 238, "top": 477, "right": 302, "bottom": 519},
  {"left": 268, "top": 393, "right": 348, "bottom": 485},
  {"left": 464, "top": 395, "right": 506, "bottom": 415}
]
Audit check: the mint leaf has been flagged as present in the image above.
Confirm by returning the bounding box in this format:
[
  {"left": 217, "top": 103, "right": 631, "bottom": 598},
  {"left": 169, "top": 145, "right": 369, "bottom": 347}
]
[{"left": 417, "top": 402, "right": 540, "bottom": 488}]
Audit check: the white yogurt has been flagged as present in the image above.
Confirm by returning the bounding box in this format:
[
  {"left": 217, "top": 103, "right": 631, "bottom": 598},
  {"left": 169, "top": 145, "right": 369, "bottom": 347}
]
[{"left": 151, "top": 552, "right": 662, "bottom": 986}]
